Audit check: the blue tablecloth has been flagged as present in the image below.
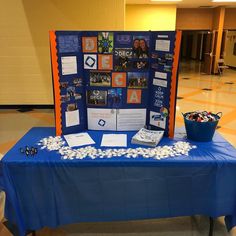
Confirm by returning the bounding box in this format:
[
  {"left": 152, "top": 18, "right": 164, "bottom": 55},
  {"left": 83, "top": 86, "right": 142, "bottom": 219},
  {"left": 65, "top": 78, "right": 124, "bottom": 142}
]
[{"left": 1, "top": 127, "right": 236, "bottom": 236}]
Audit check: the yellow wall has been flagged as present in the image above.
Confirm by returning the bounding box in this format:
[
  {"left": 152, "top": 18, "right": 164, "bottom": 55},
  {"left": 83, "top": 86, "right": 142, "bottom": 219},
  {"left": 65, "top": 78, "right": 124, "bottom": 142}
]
[
  {"left": 176, "top": 8, "right": 236, "bottom": 31},
  {"left": 224, "top": 9, "right": 236, "bottom": 30},
  {"left": 125, "top": 4, "right": 176, "bottom": 30},
  {"left": 176, "top": 8, "right": 213, "bottom": 30},
  {"left": 0, "top": 0, "right": 125, "bottom": 105},
  {"left": 225, "top": 31, "right": 236, "bottom": 67},
  {"left": 212, "top": 7, "right": 223, "bottom": 30}
]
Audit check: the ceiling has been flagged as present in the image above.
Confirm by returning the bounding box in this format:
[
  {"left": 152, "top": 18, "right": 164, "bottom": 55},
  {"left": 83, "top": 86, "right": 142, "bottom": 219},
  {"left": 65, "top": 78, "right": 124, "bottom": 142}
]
[{"left": 126, "top": 0, "right": 236, "bottom": 8}]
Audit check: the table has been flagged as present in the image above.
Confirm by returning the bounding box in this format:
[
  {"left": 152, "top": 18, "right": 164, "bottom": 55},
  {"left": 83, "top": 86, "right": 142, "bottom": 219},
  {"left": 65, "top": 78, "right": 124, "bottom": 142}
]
[{"left": 1, "top": 127, "right": 236, "bottom": 236}]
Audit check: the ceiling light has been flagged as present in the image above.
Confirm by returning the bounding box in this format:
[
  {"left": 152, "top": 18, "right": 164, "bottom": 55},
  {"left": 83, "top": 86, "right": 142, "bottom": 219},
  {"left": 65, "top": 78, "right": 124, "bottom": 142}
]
[
  {"left": 212, "top": 0, "right": 236, "bottom": 2},
  {"left": 150, "top": 0, "right": 182, "bottom": 2}
]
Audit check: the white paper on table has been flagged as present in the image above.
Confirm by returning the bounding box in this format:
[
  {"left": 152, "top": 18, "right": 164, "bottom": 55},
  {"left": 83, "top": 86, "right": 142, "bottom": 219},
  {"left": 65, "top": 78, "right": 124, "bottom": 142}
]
[
  {"left": 101, "top": 134, "right": 127, "bottom": 147},
  {"left": 61, "top": 56, "right": 77, "bottom": 75},
  {"left": 117, "top": 109, "right": 146, "bottom": 131},
  {"left": 64, "top": 132, "right": 95, "bottom": 147},
  {"left": 87, "top": 108, "right": 116, "bottom": 130},
  {"left": 155, "top": 40, "right": 170, "bottom": 52},
  {"left": 153, "top": 79, "right": 168, "bottom": 88},
  {"left": 65, "top": 109, "right": 80, "bottom": 127}
]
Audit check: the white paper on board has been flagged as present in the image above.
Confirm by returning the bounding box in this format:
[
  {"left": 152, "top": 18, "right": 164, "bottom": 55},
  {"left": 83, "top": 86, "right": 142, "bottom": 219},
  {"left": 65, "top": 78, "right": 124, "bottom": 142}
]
[
  {"left": 155, "top": 40, "right": 170, "bottom": 52},
  {"left": 155, "top": 71, "right": 167, "bottom": 79},
  {"left": 87, "top": 108, "right": 116, "bottom": 130},
  {"left": 153, "top": 79, "right": 168, "bottom": 88},
  {"left": 61, "top": 56, "right": 77, "bottom": 75},
  {"left": 117, "top": 109, "right": 146, "bottom": 131},
  {"left": 64, "top": 132, "right": 95, "bottom": 147},
  {"left": 101, "top": 134, "right": 127, "bottom": 147},
  {"left": 65, "top": 109, "right": 80, "bottom": 127},
  {"left": 84, "top": 54, "right": 97, "bottom": 69},
  {"left": 157, "top": 35, "right": 168, "bottom": 39},
  {"left": 149, "top": 111, "right": 166, "bottom": 129}
]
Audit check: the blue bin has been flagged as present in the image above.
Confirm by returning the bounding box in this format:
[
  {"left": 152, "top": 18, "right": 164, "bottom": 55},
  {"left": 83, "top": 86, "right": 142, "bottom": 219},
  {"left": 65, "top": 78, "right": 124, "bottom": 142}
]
[{"left": 183, "top": 112, "right": 222, "bottom": 142}]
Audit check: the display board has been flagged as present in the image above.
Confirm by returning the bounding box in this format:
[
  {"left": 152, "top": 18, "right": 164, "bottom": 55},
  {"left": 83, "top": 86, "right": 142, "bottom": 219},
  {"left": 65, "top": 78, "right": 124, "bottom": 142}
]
[{"left": 49, "top": 30, "right": 181, "bottom": 137}]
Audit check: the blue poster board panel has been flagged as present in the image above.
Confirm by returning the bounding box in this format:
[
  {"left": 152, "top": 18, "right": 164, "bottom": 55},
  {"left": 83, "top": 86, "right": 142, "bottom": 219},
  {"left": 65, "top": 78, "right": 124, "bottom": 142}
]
[
  {"left": 55, "top": 31, "right": 87, "bottom": 135},
  {"left": 83, "top": 31, "right": 151, "bottom": 110},
  {"left": 147, "top": 31, "right": 177, "bottom": 136},
  {"left": 50, "top": 30, "right": 180, "bottom": 136}
]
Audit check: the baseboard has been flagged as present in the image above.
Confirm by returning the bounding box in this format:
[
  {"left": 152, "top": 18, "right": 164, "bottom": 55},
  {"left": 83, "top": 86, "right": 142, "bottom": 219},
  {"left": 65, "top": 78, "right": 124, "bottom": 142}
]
[
  {"left": 0, "top": 105, "right": 54, "bottom": 109},
  {"left": 228, "top": 66, "right": 236, "bottom": 70}
]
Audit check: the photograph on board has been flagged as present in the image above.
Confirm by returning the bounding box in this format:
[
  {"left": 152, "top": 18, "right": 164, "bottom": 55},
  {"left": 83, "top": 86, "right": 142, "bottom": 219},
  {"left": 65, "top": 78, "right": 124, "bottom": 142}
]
[
  {"left": 87, "top": 90, "right": 107, "bottom": 106},
  {"left": 133, "top": 60, "right": 149, "bottom": 70},
  {"left": 128, "top": 72, "right": 148, "bottom": 88},
  {"left": 114, "top": 48, "right": 132, "bottom": 71},
  {"left": 90, "top": 71, "right": 111, "bottom": 87},
  {"left": 132, "top": 36, "right": 150, "bottom": 59},
  {"left": 98, "top": 32, "right": 114, "bottom": 53},
  {"left": 66, "top": 103, "right": 78, "bottom": 111},
  {"left": 108, "top": 88, "right": 122, "bottom": 107},
  {"left": 73, "top": 78, "right": 83, "bottom": 87}
]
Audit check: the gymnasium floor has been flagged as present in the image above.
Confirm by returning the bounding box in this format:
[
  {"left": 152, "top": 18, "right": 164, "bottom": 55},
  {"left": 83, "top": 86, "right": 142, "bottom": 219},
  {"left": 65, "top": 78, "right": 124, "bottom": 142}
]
[{"left": 0, "top": 60, "right": 236, "bottom": 235}]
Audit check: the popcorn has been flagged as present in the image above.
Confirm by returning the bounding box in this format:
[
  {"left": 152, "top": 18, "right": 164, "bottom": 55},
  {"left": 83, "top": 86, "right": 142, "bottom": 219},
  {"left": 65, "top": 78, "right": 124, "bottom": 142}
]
[
  {"left": 38, "top": 136, "right": 65, "bottom": 151},
  {"left": 38, "top": 136, "right": 197, "bottom": 161}
]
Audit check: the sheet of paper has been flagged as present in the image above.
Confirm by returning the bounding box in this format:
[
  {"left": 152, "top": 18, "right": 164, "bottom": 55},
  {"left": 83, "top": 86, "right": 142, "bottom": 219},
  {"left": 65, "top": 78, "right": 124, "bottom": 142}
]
[
  {"left": 155, "top": 40, "right": 170, "bottom": 52},
  {"left": 87, "top": 108, "right": 116, "bottom": 130},
  {"left": 101, "top": 134, "right": 127, "bottom": 147},
  {"left": 84, "top": 54, "right": 97, "bottom": 69},
  {"left": 117, "top": 109, "right": 146, "bottom": 131},
  {"left": 150, "top": 111, "right": 166, "bottom": 129},
  {"left": 65, "top": 109, "right": 80, "bottom": 127},
  {"left": 157, "top": 34, "right": 168, "bottom": 39},
  {"left": 64, "top": 132, "right": 95, "bottom": 147},
  {"left": 155, "top": 71, "right": 167, "bottom": 79},
  {"left": 153, "top": 79, "right": 168, "bottom": 88},
  {"left": 61, "top": 56, "right": 77, "bottom": 75}
]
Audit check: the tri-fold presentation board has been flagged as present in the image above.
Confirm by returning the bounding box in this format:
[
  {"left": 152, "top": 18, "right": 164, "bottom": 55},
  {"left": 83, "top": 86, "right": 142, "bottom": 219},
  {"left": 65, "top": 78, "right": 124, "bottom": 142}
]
[{"left": 49, "top": 30, "right": 181, "bottom": 137}]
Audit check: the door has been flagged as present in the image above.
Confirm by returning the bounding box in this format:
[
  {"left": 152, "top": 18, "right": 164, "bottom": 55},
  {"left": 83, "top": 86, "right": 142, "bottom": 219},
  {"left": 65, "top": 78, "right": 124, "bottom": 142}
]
[
  {"left": 202, "top": 31, "right": 216, "bottom": 74},
  {"left": 186, "top": 34, "right": 193, "bottom": 59}
]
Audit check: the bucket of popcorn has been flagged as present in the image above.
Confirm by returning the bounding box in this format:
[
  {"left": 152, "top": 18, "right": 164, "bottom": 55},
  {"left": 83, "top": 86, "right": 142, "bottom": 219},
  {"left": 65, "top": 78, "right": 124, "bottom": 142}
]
[{"left": 182, "top": 111, "right": 222, "bottom": 142}]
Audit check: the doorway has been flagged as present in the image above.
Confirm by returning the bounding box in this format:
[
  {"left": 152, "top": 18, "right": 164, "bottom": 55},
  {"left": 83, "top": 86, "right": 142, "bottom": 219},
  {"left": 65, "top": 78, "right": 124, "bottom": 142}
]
[
  {"left": 180, "top": 30, "right": 212, "bottom": 61},
  {"left": 180, "top": 30, "right": 228, "bottom": 74},
  {"left": 180, "top": 30, "right": 213, "bottom": 74}
]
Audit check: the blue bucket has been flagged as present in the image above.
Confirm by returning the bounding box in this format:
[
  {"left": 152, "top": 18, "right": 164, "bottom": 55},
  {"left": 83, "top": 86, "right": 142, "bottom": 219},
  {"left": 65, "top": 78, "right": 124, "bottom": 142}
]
[{"left": 183, "top": 112, "right": 222, "bottom": 142}]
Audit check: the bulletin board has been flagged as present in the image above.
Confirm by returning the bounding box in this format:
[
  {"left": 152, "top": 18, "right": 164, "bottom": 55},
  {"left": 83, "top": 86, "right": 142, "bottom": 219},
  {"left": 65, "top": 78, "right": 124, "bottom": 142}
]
[{"left": 49, "top": 30, "right": 181, "bottom": 137}]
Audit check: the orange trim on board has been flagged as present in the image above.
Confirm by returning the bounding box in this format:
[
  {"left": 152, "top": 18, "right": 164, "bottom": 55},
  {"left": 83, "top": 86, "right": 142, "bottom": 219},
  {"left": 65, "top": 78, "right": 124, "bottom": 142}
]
[
  {"left": 49, "top": 31, "right": 62, "bottom": 136},
  {"left": 169, "top": 30, "right": 182, "bottom": 138}
]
